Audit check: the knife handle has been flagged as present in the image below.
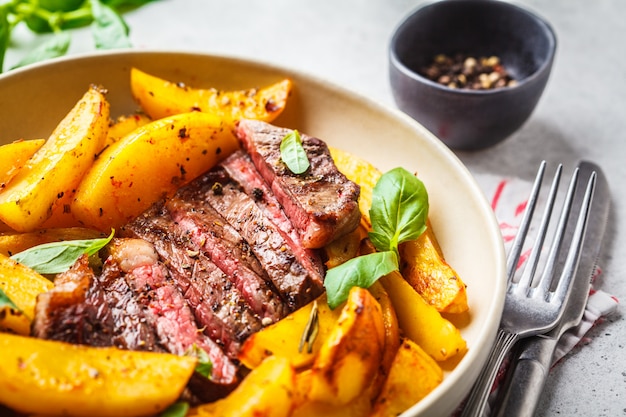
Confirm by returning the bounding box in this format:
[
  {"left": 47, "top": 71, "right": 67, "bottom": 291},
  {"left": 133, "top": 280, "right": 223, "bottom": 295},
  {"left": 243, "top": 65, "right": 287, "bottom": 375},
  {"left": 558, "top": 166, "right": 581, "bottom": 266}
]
[{"left": 493, "top": 335, "right": 559, "bottom": 417}]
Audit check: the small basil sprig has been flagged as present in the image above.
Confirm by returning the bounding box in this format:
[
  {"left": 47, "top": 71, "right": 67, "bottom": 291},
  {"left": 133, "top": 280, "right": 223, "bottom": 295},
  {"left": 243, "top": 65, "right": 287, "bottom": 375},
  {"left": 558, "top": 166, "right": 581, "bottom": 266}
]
[
  {"left": 324, "top": 167, "right": 429, "bottom": 309},
  {"left": 10, "top": 229, "right": 115, "bottom": 274},
  {"left": 185, "top": 344, "right": 213, "bottom": 379},
  {"left": 280, "top": 130, "right": 310, "bottom": 174}
]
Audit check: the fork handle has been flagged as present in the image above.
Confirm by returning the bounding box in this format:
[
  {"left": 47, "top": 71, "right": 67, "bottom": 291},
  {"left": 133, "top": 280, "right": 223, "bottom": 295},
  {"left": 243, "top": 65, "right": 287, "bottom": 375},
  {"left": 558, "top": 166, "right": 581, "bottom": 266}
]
[
  {"left": 492, "top": 335, "right": 559, "bottom": 417},
  {"left": 459, "top": 329, "right": 519, "bottom": 417}
]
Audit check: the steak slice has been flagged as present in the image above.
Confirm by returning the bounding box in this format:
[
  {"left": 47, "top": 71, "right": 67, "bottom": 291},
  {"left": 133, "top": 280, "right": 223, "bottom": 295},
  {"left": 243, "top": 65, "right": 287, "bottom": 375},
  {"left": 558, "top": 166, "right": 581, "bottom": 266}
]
[
  {"left": 122, "top": 203, "right": 266, "bottom": 358},
  {"left": 221, "top": 151, "right": 326, "bottom": 278},
  {"left": 165, "top": 193, "right": 289, "bottom": 320},
  {"left": 194, "top": 166, "right": 324, "bottom": 309},
  {"left": 32, "top": 255, "right": 116, "bottom": 345},
  {"left": 106, "top": 238, "right": 238, "bottom": 388},
  {"left": 236, "top": 119, "right": 361, "bottom": 249}
]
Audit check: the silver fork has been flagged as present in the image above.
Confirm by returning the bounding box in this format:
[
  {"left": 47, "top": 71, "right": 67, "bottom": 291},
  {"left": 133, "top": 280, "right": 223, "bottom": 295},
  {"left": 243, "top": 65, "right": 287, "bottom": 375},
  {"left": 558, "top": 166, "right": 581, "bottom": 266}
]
[{"left": 460, "top": 161, "right": 597, "bottom": 417}]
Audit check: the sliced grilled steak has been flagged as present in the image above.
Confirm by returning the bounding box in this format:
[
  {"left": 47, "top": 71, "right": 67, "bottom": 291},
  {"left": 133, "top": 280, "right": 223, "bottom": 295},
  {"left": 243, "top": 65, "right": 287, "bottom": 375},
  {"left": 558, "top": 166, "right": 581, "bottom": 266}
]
[
  {"left": 97, "top": 258, "right": 162, "bottom": 351},
  {"left": 32, "top": 255, "right": 116, "bottom": 345},
  {"left": 221, "top": 151, "right": 326, "bottom": 278},
  {"left": 192, "top": 166, "right": 324, "bottom": 309},
  {"left": 164, "top": 193, "right": 289, "bottom": 320},
  {"left": 122, "top": 203, "right": 267, "bottom": 358},
  {"left": 236, "top": 119, "right": 361, "bottom": 249},
  {"left": 107, "top": 238, "right": 238, "bottom": 388}
]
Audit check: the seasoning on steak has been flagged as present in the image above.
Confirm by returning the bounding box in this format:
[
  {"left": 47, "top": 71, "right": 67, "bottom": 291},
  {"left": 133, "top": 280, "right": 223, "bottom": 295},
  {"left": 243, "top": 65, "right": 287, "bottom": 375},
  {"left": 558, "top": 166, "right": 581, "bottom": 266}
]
[
  {"left": 122, "top": 202, "right": 270, "bottom": 358},
  {"left": 236, "top": 119, "right": 361, "bottom": 249},
  {"left": 164, "top": 194, "right": 290, "bottom": 321},
  {"left": 32, "top": 255, "right": 161, "bottom": 351},
  {"left": 189, "top": 165, "right": 325, "bottom": 309},
  {"left": 107, "top": 238, "right": 238, "bottom": 388}
]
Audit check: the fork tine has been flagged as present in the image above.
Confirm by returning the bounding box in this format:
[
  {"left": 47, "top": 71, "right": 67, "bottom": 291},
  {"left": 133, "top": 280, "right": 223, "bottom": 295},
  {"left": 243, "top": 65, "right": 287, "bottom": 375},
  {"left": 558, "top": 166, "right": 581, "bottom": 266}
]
[
  {"left": 533, "top": 166, "right": 580, "bottom": 296},
  {"left": 506, "top": 160, "right": 547, "bottom": 281},
  {"left": 549, "top": 171, "right": 596, "bottom": 303},
  {"left": 514, "top": 164, "right": 563, "bottom": 292}
]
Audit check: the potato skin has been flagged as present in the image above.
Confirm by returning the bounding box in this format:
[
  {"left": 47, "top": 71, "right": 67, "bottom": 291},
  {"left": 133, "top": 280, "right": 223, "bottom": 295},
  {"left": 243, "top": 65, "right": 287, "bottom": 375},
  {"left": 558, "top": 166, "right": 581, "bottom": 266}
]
[
  {"left": 72, "top": 111, "right": 239, "bottom": 231},
  {"left": 0, "top": 333, "right": 196, "bottom": 417},
  {"left": 130, "top": 67, "right": 292, "bottom": 123},
  {"left": 0, "top": 86, "right": 109, "bottom": 232}
]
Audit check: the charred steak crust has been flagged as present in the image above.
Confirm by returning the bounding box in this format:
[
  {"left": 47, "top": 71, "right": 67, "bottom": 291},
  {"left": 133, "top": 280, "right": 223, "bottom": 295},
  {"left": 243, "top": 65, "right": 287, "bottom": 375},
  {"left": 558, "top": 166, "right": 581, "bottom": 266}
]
[
  {"left": 193, "top": 166, "right": 324, "bottom": 309},
  {"left": 32, "top": 255, "right": 117, "bottom": 346},
  {"left": 236, "top": 119, "right": 361, "bottom": 249}
]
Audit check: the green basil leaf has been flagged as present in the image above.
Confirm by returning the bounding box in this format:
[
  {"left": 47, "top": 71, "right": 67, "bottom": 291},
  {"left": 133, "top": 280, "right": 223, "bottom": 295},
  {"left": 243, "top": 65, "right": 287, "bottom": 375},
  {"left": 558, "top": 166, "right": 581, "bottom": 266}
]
[
  {"left": 194, "top": 348, "right": 213, "bottom": 378},
  {"left": 158, "top": 401, "right": 189, "bottom": 417},
  {"left": 0, "top": 6, "right": 10, "bottom": 73},
  {"left": 0, "top": 288, "right": 21, "bottom": 313},
  {"left": 280, "top": 130, "right": 310, "bottom": 175},
  {"left": 90, "top": 0, "right": 132, "bottom": 49},
  {"left": 324, "top": 251, "right": 398, "bottom": 309},
  {"left": 10, "top": 230, "right": 114, "bottom": 274},
  {"left": 12, "top": 31, "right": 70, "bottom": 69},
  {"left": 368, "top": 167, "right": 428, "bottom": 253}
]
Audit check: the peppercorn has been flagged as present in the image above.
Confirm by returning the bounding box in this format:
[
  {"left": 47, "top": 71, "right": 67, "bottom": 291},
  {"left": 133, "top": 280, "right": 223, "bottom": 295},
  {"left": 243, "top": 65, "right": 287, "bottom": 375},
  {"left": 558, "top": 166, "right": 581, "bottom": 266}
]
[{"left": 420, "top": 54, "right": 517, "bottom": 90}]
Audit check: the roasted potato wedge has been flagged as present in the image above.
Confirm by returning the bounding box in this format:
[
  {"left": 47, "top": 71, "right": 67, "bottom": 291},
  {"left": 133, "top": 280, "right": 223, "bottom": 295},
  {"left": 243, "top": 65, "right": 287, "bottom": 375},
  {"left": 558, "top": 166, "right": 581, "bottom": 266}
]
[
  {"left": 188, "top": 356, "right": 296, "bottom": 417},
  {"left": 72, "top": 111, "right": 239, "bottom": 231},
  {"left": 239, "top": 294, "right": 342, "bottom": 370},
  {"left": 292, "top": 369, "right": 373, "bottom": 417},
  {"left": 0, "top": 227, "right": 106, "bottom": 257},
  {"left": 0, "top": 86, "right": 109, "bottom": 232},
  {"left": 105, "top": 113, "right": 152, "bottom": 147},
  {"left": 380, "top": 271, "right": 466, "bottom": 361},
  {"left": 371, "top": 338, "right": 443, "bottom": 417},
  {"left": 0, "top": 333, "right": 196, "bottom": 417},
  {"left": 308, "top": 286, "right": 385, "bottom": 405},
  {"left": 0, "top": 139, "right": 45, "bottom": 190},
  {"left": 0, "top": 253, "right": 53, "bottom": 335},
  {"left": 400, "top": 221, "right": 469, "bottom": 313},
  {"left": 130, "top": 67, "right": 292, "bottom": 123}
]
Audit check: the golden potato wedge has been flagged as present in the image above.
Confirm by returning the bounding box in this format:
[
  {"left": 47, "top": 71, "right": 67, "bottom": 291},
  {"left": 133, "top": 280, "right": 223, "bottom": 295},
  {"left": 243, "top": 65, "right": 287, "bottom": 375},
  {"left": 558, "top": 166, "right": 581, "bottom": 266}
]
[
  {"left": 292, "top": 369, "right": 372, "bottom": 417},
  {"left": 72, "top": 111, "right": 239, "bottom": 231},
  {"left": 329, "top": 146, "right": 381, "bottom": 228},
  {"left": 105, "top": 113, "right": 152, "bottom": 147},
  {"left": 0, "top": 139, "right": 45, "bottom": 189},
  {"left": 0, "top": 86, "right": 110, "bottom": 232},
  {"left": 308, "top": 286, "right": 385, "bottom": 405},
  {"left": 370, "top": 338, "right": 443, "bottom": 417},
  {"left": 0, "top": 333, "right": 196, "bottom": 417},
  {"left": 380, "top": 271, "right": 466, "bottom": 361},
  {"left": 399, "top": 221, "right": 469, "bottom": 314},
  {"left": 188, "top": 356, "right": 296, "bottom": 417},
  {"left": 239, "top": 294, "right": 342, "bottom": 370},
  {"left": 0, "top": 253, "right": 53, "bottom": 335},
  {"left": 130, "top": 67, "right": 292, "bottom": 122},
  {"left": 324, "top": 224, "right": 368, "bottom": 269},
  {"left": 0, "top": 227, "right": 106, "bottom": 257}
]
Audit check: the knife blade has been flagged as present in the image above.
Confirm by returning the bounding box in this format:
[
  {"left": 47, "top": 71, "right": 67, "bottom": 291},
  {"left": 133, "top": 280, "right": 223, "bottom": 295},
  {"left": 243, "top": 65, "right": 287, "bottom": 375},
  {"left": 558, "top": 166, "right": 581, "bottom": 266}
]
[{"left": 493, "top": 160, "right": 610, "bottom": 417}]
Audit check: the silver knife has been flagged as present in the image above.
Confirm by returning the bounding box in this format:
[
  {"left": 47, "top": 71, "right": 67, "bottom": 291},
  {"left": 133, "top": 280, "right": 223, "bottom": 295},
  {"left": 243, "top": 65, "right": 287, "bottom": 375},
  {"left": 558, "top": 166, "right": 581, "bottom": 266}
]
[{"left": 493, "top": 160, "right": 610, "bottom": 417}]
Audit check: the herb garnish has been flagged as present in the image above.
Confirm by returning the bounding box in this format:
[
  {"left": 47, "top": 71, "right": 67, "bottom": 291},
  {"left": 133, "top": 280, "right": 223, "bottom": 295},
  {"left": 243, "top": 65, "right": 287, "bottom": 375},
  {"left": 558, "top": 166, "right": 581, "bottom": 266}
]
[
  {"left": 0, "top": 0, "right": 155, "bottom": 73},
  {"left": 158, "top": 401, "right": 189, "bottom": 417},
  {"left": 185, "top": 344, "right": 213, "bottom": 378},
  {"left": 0, "top": 288, "right": 21, "bottom": 314},
  {"left": 10, "top": 229, "right": 115, "bottom": 274},
  {"left": 298, "top": 299, "right": 319, "bottom": 354},
  {"left": 324, "top": 167, "right": 429, "bottom": 309},
  {"left": 280, "top": 130, "right": 310, "bottom": 174}
]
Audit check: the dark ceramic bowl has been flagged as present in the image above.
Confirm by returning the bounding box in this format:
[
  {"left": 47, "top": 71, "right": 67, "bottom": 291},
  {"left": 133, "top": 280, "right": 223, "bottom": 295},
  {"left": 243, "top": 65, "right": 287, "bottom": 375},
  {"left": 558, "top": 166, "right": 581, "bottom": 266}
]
[{"left": 389, "top": 0, "right": 556, "bottom": 150}]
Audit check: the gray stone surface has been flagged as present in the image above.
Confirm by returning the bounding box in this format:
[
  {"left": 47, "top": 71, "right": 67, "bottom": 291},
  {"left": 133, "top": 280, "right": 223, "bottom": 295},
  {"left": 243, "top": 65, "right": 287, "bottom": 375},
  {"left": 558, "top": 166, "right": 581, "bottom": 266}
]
[{"left": 5, "top": 0, "right": 624, "bottom": 415}]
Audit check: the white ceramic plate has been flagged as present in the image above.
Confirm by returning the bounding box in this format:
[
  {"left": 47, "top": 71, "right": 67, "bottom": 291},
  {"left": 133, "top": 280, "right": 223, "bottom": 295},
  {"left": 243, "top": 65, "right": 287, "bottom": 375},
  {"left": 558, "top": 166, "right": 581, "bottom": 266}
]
[{"left": 0, "top": 50, "right": 506, "bottom": 416}]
